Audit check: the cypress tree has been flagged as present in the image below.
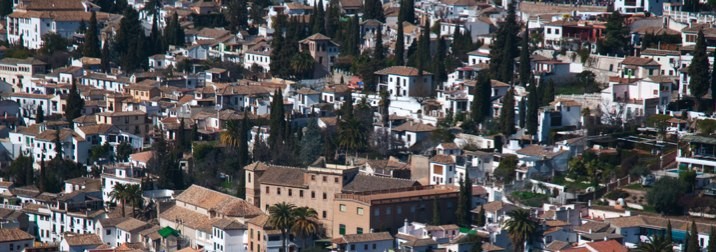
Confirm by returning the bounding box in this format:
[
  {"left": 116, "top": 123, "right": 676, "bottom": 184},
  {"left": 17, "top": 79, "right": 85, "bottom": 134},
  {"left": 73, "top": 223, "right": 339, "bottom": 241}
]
[
  {"left": 708, "top": 226, "right": 716, "bottom": 252},
  {"left": 374, "top": 29, "right": 385, "bottom": 62},
  {"left": 312, "top": 0, "right": 325, "bottom": 34},
  {"left": 690, "top": 29, "right": 710, "bottom": 111},
  {"left": 712, "top": 51, "right": 716, "bottom": 112},
  {"left": 149, "top": 14, "right": 164, "bottom": 55},
  {"left": 489, "top": 2, "right": 517, "bottom": 82},
  {"left": 500, "top": 88, "right": 516, "bottom": 136},
  {"left": 0, "top": 0, "right": 12, "bottom": 17},
  {"left": 325, "top": 0, "right": 340, "bottom": 37},
  {"left": 526, "top": 81, "right": 539, "bottom": 134},
  {"left": 395, "top": 20, "right": 405, "bottom": 65},
  {"left": 83, "top": 11, "right": 101, "bottom": 58},
  {"left": 38, "top": 156, "right": 46, "bottom": 192},
  {"left": 101, "top": 39, "right": 110, "bottom": 73},
  {"left": 164, "top": 12, "right": 184, "bottom": 47},
  {"left": 268, "top": 89, "right": 286, "bottom": 152},
  {"left": 518, "top": 99, "right": 526, "bottom": 128},
  {"left": 687, "top": 221, "right": 699, "bottom": 252},
  {"left": 518, "top": 24, "right": 531, "bottom": 85},
  {"left": 543, "top": 79, "right": 555, "bottom": 106},
  {"left": 666, "top": 220, "right": 673, "bottom": 244},
  {"left": 65, "top": 82, "right": 84, "bottom": 124},
  {"left": 54, "top": 129, "right": 63, "bottom": 160},
  {"left": 349, "top": 14, "right": 360, "bottom": 56},
  {"left": 398, "top": 0, "right": 415, "bottom": 24},
  {"left": 598, "top": 11, "right": 629, "bottom": 56},
  {"left": 115, "top": 7, "right": 143, "bottom": 72},
  {"left": 470, "top": 72, "right": 491, "bottom": 124},
  {"left": 176, "top": 118, "right": 186, "bottom": 152},
  {"left": 236, "top": 111, "right": 251, "bottom": 199},
  {"left": 433, "top": 36, "right": 447, "bottom": 89},
  {"left": 418, "top": 17, "right": 430, "bottom": 75},
  {"left": 455, "top": 177, "right": 467, "bottom": 227},
  {"left": 36, "top": 106, "right": 44, "bottom": 123},
  {"left": 462, "top": 168, "right": 473, "bottom": 225},
  {"left": 476, "top": 207, "right": 486, "bottom": 226}
]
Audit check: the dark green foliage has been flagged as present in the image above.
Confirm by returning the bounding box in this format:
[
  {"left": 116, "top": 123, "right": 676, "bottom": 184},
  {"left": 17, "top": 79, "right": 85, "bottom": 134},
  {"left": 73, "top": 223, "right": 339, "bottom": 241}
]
[
  {"left": 300, "top": 119, "right": 323, "bottom": 165},
  {"left": 150, "top": 136, "right": 185, "bottom": 190},
  {"left": 115, "top": 7, "right": 146, "bottom": 72},
  {"left": 39, "top": 33, "right": 69, "bottom": 56},
  {"left": 455, "top": 177, "right": 467, "bottom": 227},
  {"left": 689, "top": 30, "right": 710, "bottom": 110},
  {"left": 526, "top": 81, "right": 539, "bottom": 134},
  {"left": 418, "top": 17, "right": 430, "bottom": 75},
  {"left": 489, "top": 3, "right": 518, "bottom": 82},
  {"left": 460, "top": 169, "right": 473, "bottom": 226},
  {"left": 164, "top": 12, "right": 185, "bottom": 47},
  {"left": 679, "top": 169, "right": 697, "bottom": 193},
  {"left": 495, "top": 155, "right": 517, "bottom": 182},
  {"left": 470, "top": 72, "right": 491, "bottom": 125},
  {"left": 451, "top": 26, "right": 479, "bottom": 62},
  {"left": 431, "top": 197, "right": 441, "bottom": 225},
  {"left": 0, "top": 0, "right": 13, "bottom": 17},
  {"left": 398, "top": 0, "right": 415, "bottom": 24},
  {"left": 666, "top": 220, "right": 673, "bottom": 243},
  {"left": 226, "top": 0, "right": 249, "bottom": 32},
  {"left": 395, "top": 21, "right": 405, "bottom": 65},
  {"left": 65, "top": 82, "right": 84, "bottom": 124},
  {"left": 90, "top": 142, "right": 113, "bottom": 163},
  {"left": 269, "top": 89, "right": 287, "bottom": 155},
  {"left": 312, "top": 0, "right": 325, "bottom": 34},
  {"left": 647, "top": 177, "right": 686, "bottom": 215},
  {"left": 363, "top": 0, "right": 385, "bottom": 21},
  {"left": 4, "top": 155, "right": 33, "bottom": 187},
  {"left": 542, "top": 79, "right": 555, "bottom": 106},
  {"left": 83, "top": 12, "right": 101, "bottom": 58},
  {"left": 518, "top": 25, "right": 531, "bottom": 85},
  {"left": 687, "top": 221, "right": 699, "bottom": 252},
  {"left": 476, "top": 207, "right": 486, "bottom": 227},
  {"left": 518, "top": 99, "right": 526, "bottom": 128},
  {"left": 36, "top": 106, "right": 44, "bottom": 123},
  {"left": 499, "top": 89, "right": 516, "bottom": 136},
  {"left": 641, "top": 32, "right": 681, "bottom": 49},
  {"left": 78, "top": 19, "right": 86, "bottom": 34},
  {"left": 250, "top": 2, "right": 265, "bottom": 26},
  {"left": 176, "top": 119, "right": 187, "bottom": 152},
  {"left": 433, "top": 37, "right": 447, "bottom": 88},
  {"left": 325, "top": 0, "right": 340, "bottom": 37},
  {"left": 101, "top": 39, "right": 110, "bottom": 73},
  {"left": 597, "top": 11, "right": 629, "bottom": 56},
  {"left": 43, "top": 158, "right": 86, "bottom": 193},
  {"left": 116, "top": 141, "right": 133, "bottom": 162},
  {"left": 148, "top": 15, "right": 165, "bottom": 56}
]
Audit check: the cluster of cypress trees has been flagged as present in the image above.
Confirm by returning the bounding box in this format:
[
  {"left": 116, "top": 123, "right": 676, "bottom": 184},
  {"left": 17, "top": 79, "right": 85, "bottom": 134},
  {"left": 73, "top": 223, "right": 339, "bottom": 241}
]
[{"left": 488, "top": 2, "right": 519, "bottom": 83}]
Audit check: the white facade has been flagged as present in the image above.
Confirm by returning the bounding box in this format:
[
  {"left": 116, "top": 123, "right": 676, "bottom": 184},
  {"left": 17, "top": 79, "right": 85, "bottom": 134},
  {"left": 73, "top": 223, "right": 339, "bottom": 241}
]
[{"left": 212, "top": 226, "right": 247, "bottom": 252}]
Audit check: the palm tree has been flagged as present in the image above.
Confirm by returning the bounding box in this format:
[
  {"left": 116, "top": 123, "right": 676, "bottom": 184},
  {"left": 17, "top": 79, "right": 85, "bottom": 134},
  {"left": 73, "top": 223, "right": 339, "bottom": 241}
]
[
  {"left": 124, "top": 184, "right": 143, "bottom": 218},
  {"left": 634, "top": 235, "right": 673, "bottom": 252},
  {"left": 220, "top": 120, "right": 240, "bottom": 148},
  {"left": 290, "top": 52, "right": 315, "bottom": 79},
  {"left": 268, "top": 202, "right": 297, "bottom": 252},
  {"left": 337, "top": 117, "right": 367, "bottom": 154},
  {"left": 109, "top": 184, "right": 129, "bottom": 217},
  {"left": 291, "top": 207, "right": 320, "bottom": 249},
  {"left": 504, "top": 209, "right": 537, "bottom": 252}
]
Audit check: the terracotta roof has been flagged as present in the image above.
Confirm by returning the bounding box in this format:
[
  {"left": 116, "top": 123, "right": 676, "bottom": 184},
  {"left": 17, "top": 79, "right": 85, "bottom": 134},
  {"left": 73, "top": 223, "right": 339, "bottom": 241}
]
[
  {"left": 516, "top": 145, "right": 567, "bottom": 158},
  {"left": 621, "top": 56, "right": 660, "bottom": 66},
  {"left": 216, "top": 85, "right": 271, "bottom": 96},
  {"left": 78, "top": 124, "right": 116, "bottom": 135},
  {"left": 482, "top": 243, "right": 505, "bottom": 251},
  {"left": 342, "top": 175, "right": 420, "bottom": 193},
  {"left": 247, "top": 213, "right": 271, "bottom": 228},
  {"left": 490, "top": 80, "right": 510, "bottom": 88},
  {"left": 159, "top": 205, "right": 214, "bottom": 232},
  {"left": 439, "top": 142, "right": 459, "bottom": 149},
  {"left": 257, "top": 165, "right": 307, "bottom": 188},
  {"left": 130, "top": 151, "right": 153, "bottom": 164},
  {"left": 0, "top": 228, "right": 34, "bottom": 242},
  {"left": 392, "top": 122, "right": 436, "bottom": 132},
  {"left": 430, "top": 154, "right": 455, "bottom": 164},
  {"left": 63, "top": 233, "right": 103, "bottom": 246},
  {"left": 174, "top": 185, "right": 262, "bottom": 218},
  {"left": 213, "top": 218, "right": 247, "bottom": 230},
  {"left": 322, "top": 84, "right": 351, "bottom": 93},
  {"left": 471, "top": 201, "right": 518, "bottom": 213},
  {"left": 332, "top": 232, "right": 393, "bottom": 244},
  {"left": 18, "top": 0, "right": 86, "bottom": 11},
  {"left": 116, "top": 218, "right": 150, "bottom": 233},
  {"left": 574, "top": 220, "right": 610, "bottom": 233},
  {"left": 641, "top": 48, "right": 680, "bottom": 56},
  {"left": 545, "top": 240, "right": 570, "bottom": 251},
  {"left": 99, "top": 217, "right": 130, "bottom": 228},
  {"left": 375, "top": 66, "right": 432, "bottom": 76},
  {"left": 584, "top": 240, "right": 628, "bottom": 252},
  {"left": 340, "top": 0, "right": 363, "bottom": 8}
]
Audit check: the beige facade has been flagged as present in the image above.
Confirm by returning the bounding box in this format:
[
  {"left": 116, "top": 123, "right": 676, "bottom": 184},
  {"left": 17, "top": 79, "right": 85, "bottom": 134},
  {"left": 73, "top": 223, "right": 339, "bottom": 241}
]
[
  {"left": 95, "top": 111, "right": 149, "bottom": 136},
  {"left": 332, "top": 185, "right": 461, "bottom": 238}
]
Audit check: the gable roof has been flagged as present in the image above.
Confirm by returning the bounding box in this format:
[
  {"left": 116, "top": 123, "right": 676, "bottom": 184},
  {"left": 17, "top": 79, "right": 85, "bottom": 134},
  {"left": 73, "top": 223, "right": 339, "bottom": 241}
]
[
  {"left": 342, "top": 174, "right": 419, "bottom": 193},
  {"left": 392, "top": 122, "right": 436, "bottom": 132},
  {"left": 257, "top": 166, "right": 307, "bottom": 188},
  {"left": 621, "top": 56, "right": 660, "bottom": 66},
  {"left": 0, "top": 228, "right": 34, "bottom": 242},
  {"left": 332, "top": 232, "right": 393, "bottom": 244},
  {"left": 375, "top": 66, "right": 432, "bottom": 76},
  {"left": 63, "top": 233, "right": 103, "bottom": 246},
  {"left": 174, "top": 185, "right": 262, "bottom": 218}
]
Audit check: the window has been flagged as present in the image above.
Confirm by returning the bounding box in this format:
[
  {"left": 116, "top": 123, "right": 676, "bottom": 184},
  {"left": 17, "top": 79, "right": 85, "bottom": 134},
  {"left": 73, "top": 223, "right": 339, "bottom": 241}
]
[
  {"left": 311, "top": 191, "right": 316, "bottom": 198},
  {"left": 364, "top": 244, "right": 369, "bottom": 250},
  {"left": 265, "top": 186, "right": 269, "bottom": 194},
  {"left": 340, "top": 204, "right": 347, "bottom": 212},
  {"left": 277, "top": 188, "right": 281, "bottom": 195},
  {"left": 339, "top": 224, "right": 346, "bottom": 235},
  {"left": 374, "top": 208, "right": 380, "bottom": 216},
  {"left": 357, "top": 207, "right": 364, "bottom": 215},
  {"left": 323, "top": 193, "right": 327, "bottom": 199},
  {"left": 547, "top": 28, "right": 552, "bottom": 34},
  {"left": 334, "top": 177, "right": 339, "bottom": 183},
  {"left": 322, "top": 211, "right": 327, "bottom": 218},
  {"left": 350, "top": 244, "right": 355, "bottom": 250},
  {"left": 311, "top": 175, "right": 316, "bottom": 180},
  {"left": 357, "top": 227, "right": 364, "bottom": 234},
  {"left": 323, "top": 176, "right": 327, "bottom": 182},
  {"left": 299, "top": 190, "right": 304, "bottom": 197},
  {"left": 555, "top": 29, "right": 560, "bottom": 35},
  {"left": 288, "top": 189, "right": 292, "bottom": 196},
  {"left": 373, "top": 244, "right": 377, "bottom": 249}
]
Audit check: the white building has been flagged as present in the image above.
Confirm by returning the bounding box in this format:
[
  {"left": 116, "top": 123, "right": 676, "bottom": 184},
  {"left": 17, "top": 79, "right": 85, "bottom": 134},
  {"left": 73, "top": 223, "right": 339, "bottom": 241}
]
[
  {"left": 212, "top": 219, "right": 248, "bottom": 252},
  {"left": 0, "top": 228, "right": 34, "bottom": 252},
  {"left": 243, "top": 41, "right": 272, "bottom": 73},
  {"left": 101, "top": 164, "right": 144, "bottom": 203},
  {"left": 332, "top": 232, "right": 394, "bottom": 252},
  {"left": 375, "top": 66, "right": 434, "bottom": 98}
]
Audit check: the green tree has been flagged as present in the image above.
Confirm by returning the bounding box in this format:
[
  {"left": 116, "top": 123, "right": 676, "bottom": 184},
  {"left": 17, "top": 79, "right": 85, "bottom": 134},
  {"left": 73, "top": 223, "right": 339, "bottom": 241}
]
[
  {"left": 268, "top": 89, "right": 286, "bottom": 153},
  {"left": 395, "top": 17, "right": 405, "bottom": 65},
  {"left": 291, "top": 207, "right": 320, "bottom": 249},
  {"left": 226, "top": 0, "right": 248, "bottom": 32},
  {"left": 39, "top": 33, "right": 69, "bottom": 55},
  {"left": 300, "top": 119, "right": 323, "bottom": 165},
  {"left": 500, "top": 88, "right": 516, "bottom": 136},
  {"left": 494, "top": 155, "right": 517, "bottom": 182},
  {"left": 666, "top": 220, "right": 673, "bottom": 244},
  {"left": 116, "top": 141, "right": 133, "bottom": 162},
  {"left": 687, "top": 221, "right": 699, "bottom": 252},
  {"left": 489, "top": 3, "right": 517, "bottom": 82},
  {"left": 518, "top": 24, "right": 531, "bottom": 85},
  {"left": 36, "top": 105, "right": 44, "bottom": 123},
  {"left": 115, "top": 7, "right": 144, "bottom": 72},
  {"left": 455, "top": 178, "right": 467, "bottom": 227},
  {"left": 398, "top": 0, "right": 415, "bottom": 24},
  {"left": 148, "top": 15, "right": 164, "bottom": 56},
  {"left": 679, "top": 169, "right": 697, "bottom": 193},
  {"left": 647, "top": 177, "right": 686, "bottom": 215},
  {"left": 164, "top": 12, "right": 185, "bottom": 47},
  {"left": 418, "top": 17, "right": 430, "bottom": 75},
  {"left": 689, "top": 30, "right": 710, "bottom": 111},
  {"left": 363, "top": 0, "right": 384, "bottom": 21},
  {"left": 324, "top": 0, "right": 340, "bottom": 37},
  {"left": 526, "top": 81, "right": 539, "bottom": 134},
  {"left": 433, "top": 36, "right": 447, "bottom": 88},
  {"left": 65, "top": 82, "right": 84, "bottom": 124},
  {"left": 312, "top": 0, "right": 325, "bottom": 34},
  {"left": 598, "top": 11, "right": 629, "bottom": 56},
  {"left": 101, "top": 39, "right": 110, "bottom": 73},
  {"left": 476, "top": 207, "right": 486, "bottom": 227},
  {"left": 542, "top": 79, "right": 555, "bottom": 106},
  {"left": 504, "top": 209, "right": 537, "bottom": 252},
  {"left": 90, "top": 142, "right": 113, "bottom": 163},
  {"left": 290, "top": 51, "right": 315, "bottom": 79},
  {"left": 470, "top": 72, "right": 491, "bottom": 125},
  {"left": 6, "top": 155, "right": 33, "bottom": 187},
  {"left": 432, "top": 197, "right": 441, "bottom": 225},
  {"left": 633, "top": 235, "right": 673, "bottom": 252},
  {"left": 0, "top": 0, "right": 12, "bottom": 17},
  {"left": 109, "top": 183, "right": 129, "bottom": 217},
  {"left": 268, "top": 202, "right": 297, "bottom": 252},
  {"left": 83, "top": 12, "right": 101, "bottom": 57}
]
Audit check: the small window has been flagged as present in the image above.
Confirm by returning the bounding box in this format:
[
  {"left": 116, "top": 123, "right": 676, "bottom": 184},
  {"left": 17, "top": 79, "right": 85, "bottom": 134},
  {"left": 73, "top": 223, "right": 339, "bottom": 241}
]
[
  {"left": 299, "top": 190, "right": 304, "bottom": 197},
  {"left": 311, "top": 191, "right": 316, "bottom": 198},
  {"left": 340, "top": 204, "right": 347, "bottom": 212},
  {"left": 357, "top": 207, "right": 364, "bottom": 215},
  {"left": 323, "top": 176, "right": 327, "bottom": 182},
  {"left": 323, "top": 193, "right": 327, "bottom": 199},
  {"left": 334, "top": 177, "right": 339, "bottom": 183}
]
